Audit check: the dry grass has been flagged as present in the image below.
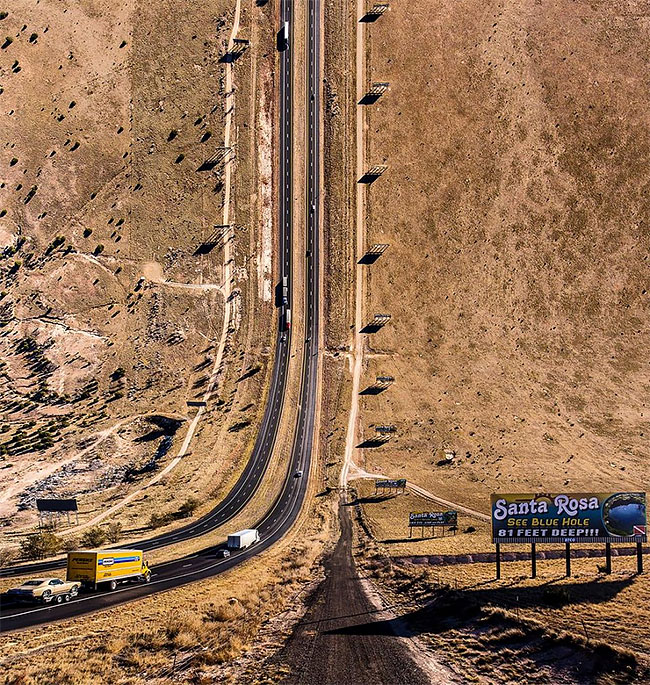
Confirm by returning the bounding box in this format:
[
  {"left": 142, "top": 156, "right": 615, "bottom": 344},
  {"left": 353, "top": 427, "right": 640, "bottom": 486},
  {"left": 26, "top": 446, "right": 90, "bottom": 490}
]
[
  {"left": 353, "top": 476, "right": 650, "bottom": 670},
  {"left": 357, "top": 538, "right": 648, "bottom": 683},
  {"left": 0, "top": 0, "right": 280, "bottom": 548},
  {"left": 0, "top": 494, "right": 337, "bottom": 684},
  {"left": 354, "top": 0, "right": 650, "bottom": 514},
  {"left": 351, "top": 477, "right": 494, "bottom": 556},
  {"left": 346, "top": 1, "right": 650, "bottom": 675}
]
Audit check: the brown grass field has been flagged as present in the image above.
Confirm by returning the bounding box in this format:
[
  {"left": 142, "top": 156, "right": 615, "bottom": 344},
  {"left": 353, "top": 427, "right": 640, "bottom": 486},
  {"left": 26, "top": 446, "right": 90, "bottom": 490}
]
[
  {"left": 355, "top": 503, "right": 650, "bottom": 682},
  {"left": 358, "top": 0, "right": 650, "bottom": 515},
  {"left": 349, "top": 0, "right": 650, "bottom": 677}
]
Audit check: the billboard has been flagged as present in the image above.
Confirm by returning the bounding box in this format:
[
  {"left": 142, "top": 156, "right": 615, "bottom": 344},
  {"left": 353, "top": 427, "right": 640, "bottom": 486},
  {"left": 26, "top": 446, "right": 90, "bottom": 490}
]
[
  {"left": 409, "top": 511, "right": 457, "bottom": 527},
  {"left": 36, "top": 498, "right": 78, "bottom": 512},
  {"left": 376, "top": 479, "right": 406, "bottom": 489},
  {"left": 491, "top": 492, "right": 647, "bottom": 544}
]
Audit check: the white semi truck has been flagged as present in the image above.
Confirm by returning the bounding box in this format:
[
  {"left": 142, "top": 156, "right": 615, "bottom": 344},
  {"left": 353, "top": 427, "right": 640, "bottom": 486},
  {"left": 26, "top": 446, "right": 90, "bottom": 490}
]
[{"left": 227, "top": 529, "right": 260, "bottom": 550}]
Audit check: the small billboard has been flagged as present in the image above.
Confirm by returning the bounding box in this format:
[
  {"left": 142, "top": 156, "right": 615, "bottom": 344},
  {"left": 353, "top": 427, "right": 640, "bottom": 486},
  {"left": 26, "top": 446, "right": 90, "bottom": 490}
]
[
  {"left": 409, "top": 511, "right": 457, "bottom": 527},
  {"left": 376, "top": 479, "right": 406, "bottom": 489}
]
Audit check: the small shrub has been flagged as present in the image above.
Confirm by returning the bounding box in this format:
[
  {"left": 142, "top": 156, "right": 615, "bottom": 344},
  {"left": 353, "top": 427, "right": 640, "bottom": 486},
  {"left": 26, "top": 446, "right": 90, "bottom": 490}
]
[
  {"left": 83, "top": 227, "right": 93, "bottom": 238},
  {"left": 0, "top": 546, "right": 17, "bottom": 567},
  {"left": 80, "top": 525, "right": 106, "bottom": 548},
  {"left": 2, "top": 37, "right": 12, "bottom": 49},
  {"left": 21, "top": 532, "right": 62, "bottom": 560},
  {"left": 178, "top": 497, "right": 199, "bottom": 518},
  {"left": 94, "top": 243, "right": 104, "bottom": 255},
  {"left": 106, "top": 521, "right": 122, "bottom": 543},
  {"left": 149, "top": 512, "right": 166, "bottom": 529}
]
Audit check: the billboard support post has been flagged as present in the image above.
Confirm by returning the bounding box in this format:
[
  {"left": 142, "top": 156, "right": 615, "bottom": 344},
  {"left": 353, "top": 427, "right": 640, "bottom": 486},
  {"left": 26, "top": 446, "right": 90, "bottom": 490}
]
[
  {"left": 565, "top": 542, "right": 571, "bottom": 577},
  {"left": 637, "top": 541, "right": 643, "bottom": 574},
  {"left": 496, "top": 543, "right": 501, "bottom": 580},
  {"left": 605, "top": 542, "right": 612, "bottom": 574},
  {"left": 531, "top": 542, "right": 537, "bottom": 579}
]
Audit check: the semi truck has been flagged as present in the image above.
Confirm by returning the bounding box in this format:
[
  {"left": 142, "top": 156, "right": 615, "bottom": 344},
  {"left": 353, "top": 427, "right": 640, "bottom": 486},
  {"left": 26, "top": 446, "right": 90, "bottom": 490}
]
[
  {"left": 66, "top": 549, "right": 151, "bottom": 591},
  {"left": 280, "top": 21, "right": 289, "bottom": 50},
  {"left": 227, "top": 529, "right": 260, "bottom": 550}
]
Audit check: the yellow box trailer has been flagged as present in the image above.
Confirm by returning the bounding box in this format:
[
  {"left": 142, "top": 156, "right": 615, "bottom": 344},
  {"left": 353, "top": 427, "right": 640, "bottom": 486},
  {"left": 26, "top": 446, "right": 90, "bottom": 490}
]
[{"left": 66, "top": 549, "right": 151, "bottom": 591}]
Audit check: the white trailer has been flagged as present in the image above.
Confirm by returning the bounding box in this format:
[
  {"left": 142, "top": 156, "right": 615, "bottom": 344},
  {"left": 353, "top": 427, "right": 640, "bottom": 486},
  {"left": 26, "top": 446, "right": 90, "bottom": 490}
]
[
  {"left": 227, "top": 529, "right": 260, "bottom": 550},
  {"left": 282, "top": 276, "right": 289, "bottom": 304}
]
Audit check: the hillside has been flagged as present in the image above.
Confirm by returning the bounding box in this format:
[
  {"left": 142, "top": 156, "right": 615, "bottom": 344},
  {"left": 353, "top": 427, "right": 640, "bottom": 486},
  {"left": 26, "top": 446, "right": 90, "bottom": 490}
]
[
  {"left": 0, "top": 0, "right": 276, "bottom": 538},
  {"left": 359, "top": 0, "right": 650, "bottom": 510}
]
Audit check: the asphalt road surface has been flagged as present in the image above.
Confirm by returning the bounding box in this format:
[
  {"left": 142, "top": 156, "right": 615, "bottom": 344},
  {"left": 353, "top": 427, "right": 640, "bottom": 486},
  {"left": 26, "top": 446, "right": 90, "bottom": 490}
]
[
  {"left": 0, "top": 0, "right": 321, "bottom": 633},
  {"left": 275, "top": 502, "right": 430, "bottom": 685}
]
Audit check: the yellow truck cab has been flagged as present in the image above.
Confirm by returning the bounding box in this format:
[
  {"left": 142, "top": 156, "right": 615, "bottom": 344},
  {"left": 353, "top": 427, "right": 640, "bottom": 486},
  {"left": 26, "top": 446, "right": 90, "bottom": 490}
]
[{"left": 66, "top": 549, "right": 151, "bottom": 591}]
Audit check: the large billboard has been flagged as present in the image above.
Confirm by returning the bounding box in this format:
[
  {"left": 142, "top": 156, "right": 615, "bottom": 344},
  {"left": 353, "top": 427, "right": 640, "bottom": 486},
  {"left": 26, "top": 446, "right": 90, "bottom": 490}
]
[
  {"left": 409, "top": 511, "right": 457, "bottom": 527},
  {"left": 491, "top": 492, "right": 647, "bottom": 544}
]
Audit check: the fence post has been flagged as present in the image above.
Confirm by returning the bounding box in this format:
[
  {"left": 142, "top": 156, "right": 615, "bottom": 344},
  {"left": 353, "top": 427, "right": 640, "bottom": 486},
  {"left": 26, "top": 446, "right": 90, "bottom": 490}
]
[{"left": 531, "top": 542, "right": 537, "bottom": 579}]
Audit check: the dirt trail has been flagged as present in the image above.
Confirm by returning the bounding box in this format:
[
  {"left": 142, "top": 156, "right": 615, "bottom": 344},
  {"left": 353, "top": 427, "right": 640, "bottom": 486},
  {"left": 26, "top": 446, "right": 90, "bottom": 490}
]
[
  {"left": 275, "top": 502, "right": 443, "bottom": 684},
  {"left": 340, "top": 0, "right": 368, "bottom": 487},
  {"left": 349, "top": 466, "right": 490, "bottom": 522},
  {"left": 406, "top": 482, "right": 490, "bottom": 523},
  {"left": 142, "top": 261, "right": 224, "bottom": 293}
]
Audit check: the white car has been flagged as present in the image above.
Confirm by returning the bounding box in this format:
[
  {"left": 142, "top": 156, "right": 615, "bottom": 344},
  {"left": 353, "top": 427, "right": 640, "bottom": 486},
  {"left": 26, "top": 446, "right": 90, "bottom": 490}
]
[{"left": 7, "top": 577, "right": 81, "bottom": 604}]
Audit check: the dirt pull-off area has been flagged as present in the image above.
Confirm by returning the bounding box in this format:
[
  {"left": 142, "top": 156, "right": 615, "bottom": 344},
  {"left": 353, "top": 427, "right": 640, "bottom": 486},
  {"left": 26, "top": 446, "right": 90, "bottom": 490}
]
[{"left": 357, "top": 0, "right": 650, "bottom": 510}]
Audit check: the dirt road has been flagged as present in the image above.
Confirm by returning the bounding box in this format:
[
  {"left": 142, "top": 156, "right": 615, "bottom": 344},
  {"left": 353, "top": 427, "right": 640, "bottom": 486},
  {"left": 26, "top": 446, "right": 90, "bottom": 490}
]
[{"left": 276, "top": 502, "right": 431, "bottom": 684}]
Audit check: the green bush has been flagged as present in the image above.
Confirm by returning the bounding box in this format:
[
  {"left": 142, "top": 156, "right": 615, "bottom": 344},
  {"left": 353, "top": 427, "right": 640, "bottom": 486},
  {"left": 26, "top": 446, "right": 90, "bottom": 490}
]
[{"left": 21, "top": 532, "right": 62, "bottom": 560}]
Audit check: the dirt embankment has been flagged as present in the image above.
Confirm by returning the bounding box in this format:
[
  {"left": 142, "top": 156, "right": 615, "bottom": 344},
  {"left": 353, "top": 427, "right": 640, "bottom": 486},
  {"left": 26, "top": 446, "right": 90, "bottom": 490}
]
[{"left": 355, "top": 0, "right": 650, "bottom": 510}]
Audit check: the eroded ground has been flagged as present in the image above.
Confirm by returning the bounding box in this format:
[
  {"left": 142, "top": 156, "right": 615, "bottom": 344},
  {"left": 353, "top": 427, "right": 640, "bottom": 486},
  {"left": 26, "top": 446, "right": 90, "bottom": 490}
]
[{"left": 0, "top": 0, "right": 277, "bottom": 540}]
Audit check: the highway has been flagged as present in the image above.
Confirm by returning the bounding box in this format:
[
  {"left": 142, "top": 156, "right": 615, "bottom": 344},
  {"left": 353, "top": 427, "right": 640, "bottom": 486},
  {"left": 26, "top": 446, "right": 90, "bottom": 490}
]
[{"left": 0, "top": 0, "right": 321, "bottom": 633}]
